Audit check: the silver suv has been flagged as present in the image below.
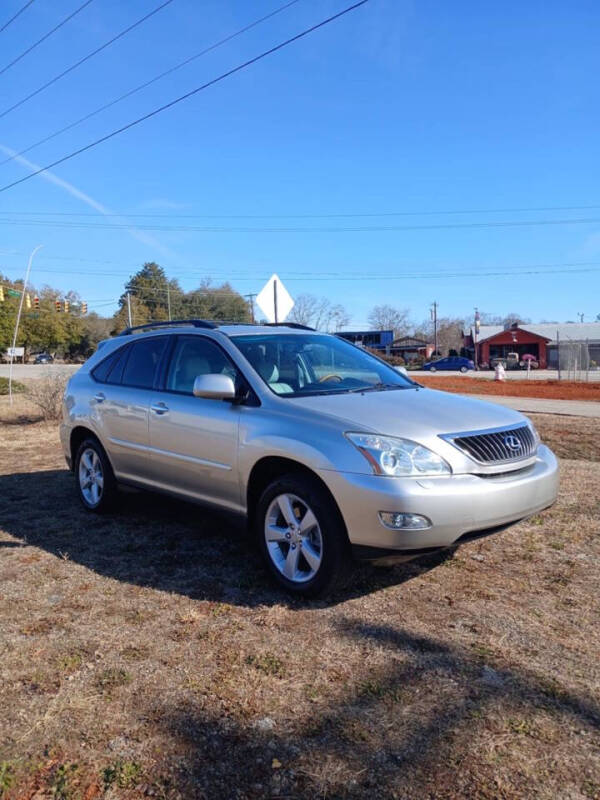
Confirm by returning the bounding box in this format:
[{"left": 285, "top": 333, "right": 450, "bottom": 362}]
[{"left": 61, "top": 320, "right": 558, "bottom": 596}]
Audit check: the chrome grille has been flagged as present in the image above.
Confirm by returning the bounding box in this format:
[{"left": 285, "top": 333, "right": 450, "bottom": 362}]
[{"left": 446, "top": 424, "right": 537, "bottom": 464}]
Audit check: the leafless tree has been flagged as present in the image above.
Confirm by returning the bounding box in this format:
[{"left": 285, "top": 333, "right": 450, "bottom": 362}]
[
  {"left": 470, "top": 311, "right": 531, "bottom": 328},
  {"left": 415, "top": 317, "right": 464, "bottom": 356},
  {"left": 367, "top": 305, "right": 410, "bottom": 337},
  {"left": 288, "top": 294, "right": 350, "bottom": 331},
  {"left": 435, "top": 317, "right": 465, "bottom": 355}
]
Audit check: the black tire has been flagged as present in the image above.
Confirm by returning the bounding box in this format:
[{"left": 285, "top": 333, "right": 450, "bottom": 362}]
[
  {"left": 460, "top": 366, "right": 468, "bottom": 373},
  {"left": 255, "top": 473, "right": 351, "bottom": 598},
  {"left": 429, "top": 366, "right": 436, "bottom": 372},
  {"left": 74, "top": 436, "right": 118, "bottom": 513}
]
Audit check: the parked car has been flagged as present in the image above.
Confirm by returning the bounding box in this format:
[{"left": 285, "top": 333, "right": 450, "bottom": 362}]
[
  {"left": 61, "top": 321, "right": 558, "bottom": 597},
  {"left": 491, "top": 352, "right": 520, "bottom": 370},
  {"left": 422, "top": 356, "right": 475, "bottom": 373},
  {"left": 34, "top": 352, "right": 54, "bottom": 364}
]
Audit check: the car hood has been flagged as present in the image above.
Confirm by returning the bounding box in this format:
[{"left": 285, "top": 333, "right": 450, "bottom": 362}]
[{"left": 287, "top": 386, "right": 526, "bottom": 440}]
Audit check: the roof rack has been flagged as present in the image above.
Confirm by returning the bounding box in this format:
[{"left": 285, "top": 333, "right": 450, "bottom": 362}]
[
  {"left": 264, "top": 322, "right": 315, "bottom": 331},
  {"left": 117, "top": 319, "right": 316, "bottom": 337},
  {"left": 118, "top": 319, "right": 217, "bottom": 336}
]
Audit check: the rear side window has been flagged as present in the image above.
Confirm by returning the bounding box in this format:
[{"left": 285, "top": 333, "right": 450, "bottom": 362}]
[
  {"left": 92, "top": 348, "right": 122, "bottom": 383},
  {"left": 92, "top": 345, "right": 130, "bottom": 384},
  {"left": 106, "top": 345, "right": 130, "bottom": 384},
  {"left": 121, "top": 337, "right": 167, "bottom": 389}
]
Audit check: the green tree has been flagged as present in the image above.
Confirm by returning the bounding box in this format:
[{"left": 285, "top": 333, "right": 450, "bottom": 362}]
[
  {"left": 77, "top": 312, "right": 114, "bottom": 356},
  {"left": 183, "top": 281, "right": 251, "bottom": 322},
  {"left": 119, "top": 262, "right": 183, "bottom": 320},
  {"left": 111, "top": 296, "right": 152, "bottom": 334}
]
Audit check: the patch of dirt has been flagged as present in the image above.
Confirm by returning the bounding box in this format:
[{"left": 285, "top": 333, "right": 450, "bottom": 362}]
[
  {"left": 1, "top": 415, "right": 599, "bottom": 799},
  {"left": 419, "top": 375, "right": 600, "bottom": 402}
]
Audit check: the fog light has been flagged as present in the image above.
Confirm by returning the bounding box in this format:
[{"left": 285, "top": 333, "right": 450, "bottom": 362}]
[{"left": 378, "top": 512, "right": 432, "bottom": 530}]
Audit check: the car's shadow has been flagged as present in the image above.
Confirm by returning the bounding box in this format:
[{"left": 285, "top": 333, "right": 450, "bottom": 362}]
[{"left": 0, "top": 468, "right": 450, "bottom": 607}]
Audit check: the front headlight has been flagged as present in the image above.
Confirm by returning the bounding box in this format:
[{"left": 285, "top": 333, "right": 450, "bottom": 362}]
[{"left": 346, "top": 433, "right": 451, "bottom": 477}]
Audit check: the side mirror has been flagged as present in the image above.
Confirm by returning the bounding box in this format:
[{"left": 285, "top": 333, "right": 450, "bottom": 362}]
[{"left": 192, "top": 373, "right": 236, "bottom": 401}]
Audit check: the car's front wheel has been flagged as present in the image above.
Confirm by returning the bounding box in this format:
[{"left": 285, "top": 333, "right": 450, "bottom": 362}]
[
  {"left": 460, "top": 365, "right": 468, "bottom": 373},
  {"left": 75, "top": 437, "right": 118, "bottom": 513},
  {"left": 256, "top": 474, "right": 350, "bottom": 597}
]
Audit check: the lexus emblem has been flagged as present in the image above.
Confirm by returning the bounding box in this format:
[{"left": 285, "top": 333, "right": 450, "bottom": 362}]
[{"left": 504, "top": 434, "right": 522, "bottom": 451}]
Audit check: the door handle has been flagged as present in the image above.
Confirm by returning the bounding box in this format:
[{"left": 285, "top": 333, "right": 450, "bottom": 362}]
[
  {"left": 93, "top": 392, "right": 105, "bottom": 403},
  {"left": 151, "top": 402, "right": 169, "bottom": 415}
]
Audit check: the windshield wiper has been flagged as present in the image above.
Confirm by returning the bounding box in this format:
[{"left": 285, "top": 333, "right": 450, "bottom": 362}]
[{"left": 347, "top": 382, "right": 405, "bottom": 393}]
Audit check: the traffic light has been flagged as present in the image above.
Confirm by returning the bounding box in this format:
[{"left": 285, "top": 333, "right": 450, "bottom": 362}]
[
  {"left": 81, "top": 301, "right": 88, "bottom": 314},
  {"left": 25, "top": 293, "right": 31, "bottom": 310},
  {"left": 55, "top": 299, "right": 61, "bottom": 312},
  {"left": 33, "top": 296, "right": 40, "bottom": 310},
  {"left": 63, "top": 299, "right": 69, "bottom": 313}
]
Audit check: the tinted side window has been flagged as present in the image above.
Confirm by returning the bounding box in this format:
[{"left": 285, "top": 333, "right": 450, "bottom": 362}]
[
  {"left": 121, "top": 337, "right": 167, "bottom": 389},
  {"left": 166, "top": 336, "right": 238, "bottom": 394},
  {"left": 106, "top": 344, "right": 130, "bottom": 385},
  {"left": 92, "top": 349, "right": 121, "bottom": 383}
]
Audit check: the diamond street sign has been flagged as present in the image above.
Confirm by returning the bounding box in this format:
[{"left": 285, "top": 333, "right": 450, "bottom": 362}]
[{"left": 255, "top": 273, "right": 294, "bottom": 323}]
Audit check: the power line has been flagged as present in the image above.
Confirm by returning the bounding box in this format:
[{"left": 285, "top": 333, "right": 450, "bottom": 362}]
[
  {"left": 4, "top": 253, "right": 600, "bottom": 277},
  {"left": 0, "top": 0, "right": 370, "bottom": 194},
  {"left": 0, "top": 213, "right": 600, "bottom": 233},
  {"left": 0, "top": 0, "right": 35, "bottom": 34},
  {"left": 0, "top": 0, "right": 177, "bottom": 120},
  {"left": 1, "top": 202, "right": 600, "bottom": 218},
  {"left": 0, "top": 0, "right": 303, "bottom": 168},
  {"left": 4, "top": 263, "right": 600, "bottom": 281},
  {"left": 0, "top": 0, "right": 96, "bottom": 77}
]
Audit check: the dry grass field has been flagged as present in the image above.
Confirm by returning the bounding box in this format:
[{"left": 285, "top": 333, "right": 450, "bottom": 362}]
[
  {"left": 1, "top": 397, "right": 599, "bottom": 799},
  {"left": 418, "top": 376, "right": 600, "bottom": 402}
]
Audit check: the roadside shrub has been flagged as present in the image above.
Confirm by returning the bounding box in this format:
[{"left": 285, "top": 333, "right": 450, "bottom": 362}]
[
  {"left": 26, "top": 373, "right": 68, "bottom": 421},
  {"left": 366, "top": 348, "right": 405, "bottom": 366},
  {"left": 0, "top": 377, "right": 26, "bottom": 395}
]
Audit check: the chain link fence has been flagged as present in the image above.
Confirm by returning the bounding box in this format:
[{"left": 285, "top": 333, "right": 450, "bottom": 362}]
[{"left": 555, "top": 338, "right": 597, "bottom": 381}]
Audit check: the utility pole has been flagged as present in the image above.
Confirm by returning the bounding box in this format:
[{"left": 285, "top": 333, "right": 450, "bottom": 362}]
[
  {"left": 9, "top": 244, "right": 43, "bottom": 404},
  {"left": 430, "top": 301, "right": 438, "bottom": 355},
  {"left": 273, "top": 279, "right": 279, "bottom": 324},
  {"left": 246, "top": 293, "right": 257, "bottom": 323},
  {"left": 166, "top": 283, "right": 172, "bottom": 321},
  {"left": 578, "top": 312, "right": 584, "bottom": 323},
  {"left": 126, "top": 291, "right": 133, "bottom": 327}
]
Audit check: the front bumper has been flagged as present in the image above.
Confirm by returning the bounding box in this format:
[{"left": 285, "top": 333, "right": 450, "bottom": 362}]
[{"left": 318, "top": 444, "right": 558, "bottom": 554}]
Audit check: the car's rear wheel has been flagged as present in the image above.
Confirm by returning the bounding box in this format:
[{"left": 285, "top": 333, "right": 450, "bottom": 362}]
[
  {"left": 75, "top": 437, "right": 117, "bottom": 513},
  {"left": 429, "top": 366, "right": 436, "bottom": 372},
  {"left": 256, "top": 473, "right": 350, "bottom": 597}
]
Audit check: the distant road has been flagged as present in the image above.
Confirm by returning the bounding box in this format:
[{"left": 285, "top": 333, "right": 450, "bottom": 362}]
[{"left": 0, "top": 364, "right": 80, "bottom": 379}]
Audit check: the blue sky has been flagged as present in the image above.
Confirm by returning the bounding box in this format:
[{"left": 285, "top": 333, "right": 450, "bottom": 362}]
[{"left": 0, "top": 0, "right": 599, "bottom": 326}]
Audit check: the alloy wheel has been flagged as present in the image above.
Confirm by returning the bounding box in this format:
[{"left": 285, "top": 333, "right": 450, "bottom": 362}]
[
  {"left": 78, "top": 447, "right": 104, "bottom": 507},
  {"left": 264, "top": 493, "right": 323, "bottom": 583}
]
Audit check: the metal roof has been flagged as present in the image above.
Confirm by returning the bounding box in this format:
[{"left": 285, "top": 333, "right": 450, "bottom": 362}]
[{"left": 470, "top": 322, "right": 600, "bottom": 344}]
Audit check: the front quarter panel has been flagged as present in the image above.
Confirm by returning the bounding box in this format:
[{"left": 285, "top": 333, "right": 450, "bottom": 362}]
[{"left": 237, "top": 402, "right": 369, "bottom": 500}]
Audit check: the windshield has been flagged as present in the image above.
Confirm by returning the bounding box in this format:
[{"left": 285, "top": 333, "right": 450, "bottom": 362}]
[{"left": 231, "top": 333, "right": 415, "bottom": 397}]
